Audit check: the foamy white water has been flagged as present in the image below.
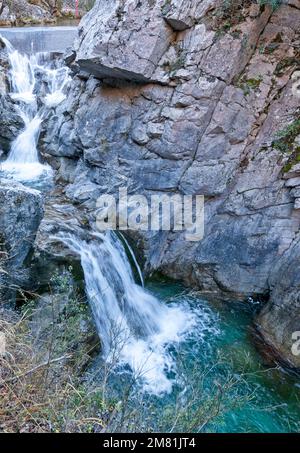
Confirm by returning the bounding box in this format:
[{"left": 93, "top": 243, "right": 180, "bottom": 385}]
[
  {"left": 0, "top": 36, "right": 70, "bottom": 181},
  {"left": 55, "top": 232, "right": 197, "bottom": 395}
]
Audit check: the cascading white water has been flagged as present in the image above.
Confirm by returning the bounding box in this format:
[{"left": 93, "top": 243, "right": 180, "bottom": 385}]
[
  {"left": 0, "top": 36, "right": 71, "bottom": 181},
  {"left": 56, "top": 231, "right": 197, "bottom": 395},
  {"left": 119, "top": 232, "right": 145, "bottom": 287}
]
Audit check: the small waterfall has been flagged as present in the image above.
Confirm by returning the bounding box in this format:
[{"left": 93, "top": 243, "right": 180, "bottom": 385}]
[
  {"left": 56, "top": 231, "right": 196, "bottom": 394},
  {"left": 0, "top": 36, "right": 71, "bottom": 182},
  {"left": 119, "top": 232, "right": 145, "bottom": 287}
]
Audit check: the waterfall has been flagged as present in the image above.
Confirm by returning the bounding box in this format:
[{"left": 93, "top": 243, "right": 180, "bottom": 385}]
[
  {"left": 0, "top": 36, "right": 71, "bottom": 181},
  {"left": 56, "top": 231, "right": 197, "bottom": 395},
  {"left": 119, "top": 232, "right": 145, "bottom": 287}
]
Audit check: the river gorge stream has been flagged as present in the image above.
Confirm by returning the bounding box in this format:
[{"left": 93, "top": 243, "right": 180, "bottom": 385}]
[{"left": 0, "top": 26, "right": 300, "bottom": 433}]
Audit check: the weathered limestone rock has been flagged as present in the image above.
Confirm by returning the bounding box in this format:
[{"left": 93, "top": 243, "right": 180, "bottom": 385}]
[
  {"left": 0, "top": 179, "right": 44, "bottom": 267},
  {"left": 0, "top": 95, "right": 24, "bottom": 154},
  {"left": 74, "top": 0, "right": 272, "bottom": 83},
  {"left": 162, "top": 0, "right": 214, "bottom": 31},
  {"left": 41, "top": 0, "right": 300, "bottom": 366},
  {"left": 256, "top": 236, "right": 300, "bottom": 368},
  {"left": 75, "top": 0, "right": 175, "bottom": 82},
  {"left": 0, "top": 179, "right": 44, "bottom": 299},
  {"left": 0, "top": 38, "right": 25, "bottom": 154}
]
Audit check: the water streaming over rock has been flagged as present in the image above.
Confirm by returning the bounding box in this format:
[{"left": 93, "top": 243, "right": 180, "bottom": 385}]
[
  {"left": 56, "top": 231, "right": 197, "bottom": 395},
  {"left": 0, "top": 34, "right": 197, "bottom": 395},
  {"left": 0, "top": 36, "right": 70, "bottom": 181}
]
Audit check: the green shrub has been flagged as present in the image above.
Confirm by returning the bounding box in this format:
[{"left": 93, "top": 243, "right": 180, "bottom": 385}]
[
  {"left": 273, "top": 119, "right": 300, "bottom": 154},
  {"left": 272, "top": 118, "right": 300, "bottom": 173},
  {"left": 258, "top": 0, "right": 283, "bottom": 10}
]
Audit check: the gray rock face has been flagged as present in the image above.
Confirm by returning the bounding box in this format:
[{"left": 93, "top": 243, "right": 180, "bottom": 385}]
[
  {"left": 0, "top": 39, "right": 24, "bottom": 154},
  {"left": 75, "top": 0, "right": 175, "bottom": 82},
  {"left": 0, "top": 94, "right": 24, "bottom": 154},
  {"left": 256, "top": 237, "right": 300, "bottom": 368},
  {"left": 0, "top": 0, "right": 51, "bottom": 26},
  {"left": 162, "top": 0, "right": 214, "bottom": 31},
  {"left": 42, "top": 1, "right": 300, "bottom": 365},
  {"left": 0, "top": 179, "right": 44, "bottom": 299},
  {"left": 74, "top": 0, "right": 271, "bottom": 84}
]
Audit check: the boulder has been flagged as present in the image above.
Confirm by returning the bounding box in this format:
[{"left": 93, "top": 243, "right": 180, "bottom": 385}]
[
  {"left": 46, "top": 1, "right": 298, "bottom": 300},
  {"left": 0, "top": 96, "right": 25, "bottom": 154},
  {"left": 0, "top": 179, "right": 44, "bottom": 300},
  {"left": 74, "top": 0, "right": 175, "bottom": 82},
  {"left": 162, "top": 0, "right": 214, "bottom": 31}
]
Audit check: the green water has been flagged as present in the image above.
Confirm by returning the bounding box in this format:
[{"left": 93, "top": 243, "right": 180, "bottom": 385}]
[
  {"left": 90, "top": 278, "right": 300, "bottom": 433},
  {"left": 139, "top": 281, "right": 300, "bottom": 433}
]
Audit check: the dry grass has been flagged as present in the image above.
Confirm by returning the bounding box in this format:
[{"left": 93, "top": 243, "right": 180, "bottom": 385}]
[
  {"left": 0, "top": 277, "right": 108, "bottom": 433},
  {"left": 0, "top": 268, "right": 262, "bottom": 433}
]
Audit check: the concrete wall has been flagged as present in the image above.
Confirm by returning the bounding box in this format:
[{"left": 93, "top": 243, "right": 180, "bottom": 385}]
[{"left": 0, "top": 26, "right": 78, "bottom": 53}]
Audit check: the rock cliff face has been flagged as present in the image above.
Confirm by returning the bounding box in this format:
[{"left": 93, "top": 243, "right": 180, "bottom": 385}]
[
  {"left": 256, "top": 236, "right": 300, "bottom": 368},
  {"left": 0, "top": 38, "right": 24, "bottom": 155},
  {"left": 42, "top": 0, "right": 300, "bottom": 366},
  {"left": 0, "top": 180, "right": 44, "bottom": 300},
  {"left": 2, "top": 0, "right": 299, "bottom": 366}
]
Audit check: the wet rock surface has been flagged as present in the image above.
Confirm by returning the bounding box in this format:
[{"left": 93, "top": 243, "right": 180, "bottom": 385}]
[
  {"left": 0, "top": 95, "right": 24, "bottom": 154},
  {"left": 1, "top": 0, "right": 300, "bottom": 367},
  {"left": 0, "top": 179, "right": 44, "bottom": 299},
  {"left": 40, "top": 0, "right": 300, "bottom": 367},
  {"left": 0, "top": 39, "right": 24, "bottom": 153}
]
